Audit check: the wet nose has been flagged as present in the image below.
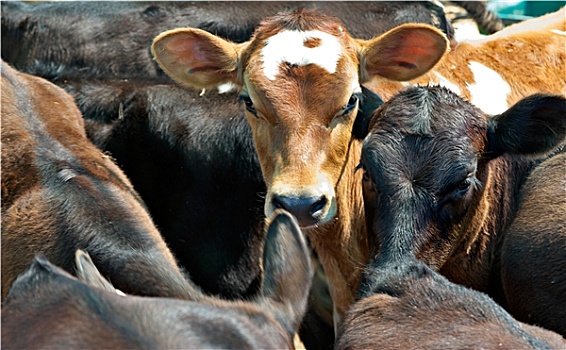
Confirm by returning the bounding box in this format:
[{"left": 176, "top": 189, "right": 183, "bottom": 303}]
[{"left": 272, "top": 194, "right": 328, "bottom": 227}]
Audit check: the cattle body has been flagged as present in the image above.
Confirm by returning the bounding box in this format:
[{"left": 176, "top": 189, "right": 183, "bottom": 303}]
[
  {"left": 357, "top": 86, "right": 566, "bottom": 336},
  {"left": 1, "top": 211, "right": 312, "bottom": 350},
  {"left": 151, "top": 9, "right": 451, "bottom": 325},
  {"left": 0, "top": 61, "right": 205, "bottom": 302},
  {"left": 336, "top": 258, "right": 566, "bottom": 350},
  {"left": 359, "top": 7, "right": 565, "bottom": 117},
  {"left": 1, "top": 1, "right": 453, "bottom": 82}
]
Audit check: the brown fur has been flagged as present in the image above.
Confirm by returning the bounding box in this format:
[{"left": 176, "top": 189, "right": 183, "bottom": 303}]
[
  {"left": 0, "top": 61, "right": 204, "bottom": 301},
  {"left": 2, "top": 210, "right": 313, "bottom": 349},
  {"left": 336, "top": 259, "right": 565, "bottom": 350}
]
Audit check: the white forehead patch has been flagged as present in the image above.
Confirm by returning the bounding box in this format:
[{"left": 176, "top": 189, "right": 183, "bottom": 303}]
[
  {"left": 466, "top": 61, "right": 510, "bottom": 115},
  {"left": 261, "top": 30, "right": 343, "bottom": 80}
]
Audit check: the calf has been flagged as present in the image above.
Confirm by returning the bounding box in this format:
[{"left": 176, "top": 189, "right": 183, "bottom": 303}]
[
  {"left": 0, "top": 60, "right": 203, "bottom": 302},
  {"left": 151, "top": 8, "right": 452, "bottom": 325},
  {"left": 1, "top": 210, "right": 313, "bottom": 350},
  {"left": 336, "top": 258, "right": 566, "bottom": 350},
  {"left": 357, "top": 86, "right": 566, "bottom": 335}
]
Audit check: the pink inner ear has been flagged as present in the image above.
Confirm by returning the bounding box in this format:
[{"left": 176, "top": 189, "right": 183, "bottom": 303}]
[
  {"left": 367, "top": 27, "right": 447, "bottom": 81},
  {"left": 160, "top": 34, "right": 219, "bottom": 72},
  {"left": 389, "top": 30, "right": 445, "bottom": 66}
]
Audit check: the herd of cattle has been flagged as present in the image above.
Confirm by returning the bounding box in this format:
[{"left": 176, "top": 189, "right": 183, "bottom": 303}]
[{"left": 1, "top": 1, "right": 565, "bottom": 349}]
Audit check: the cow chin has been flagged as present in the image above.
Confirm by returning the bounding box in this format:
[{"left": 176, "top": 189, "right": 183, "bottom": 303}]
[{"left": 264, "top": 188, "right": 337, "bottom": 228}]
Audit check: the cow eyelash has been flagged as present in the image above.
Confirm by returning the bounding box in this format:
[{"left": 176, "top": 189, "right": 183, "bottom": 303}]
[
  {"left": 341, "top": 93, "right": 362, "bottom": 115},
  {"left": 239, "top": 95, "right": 257, "bottom": 116}
]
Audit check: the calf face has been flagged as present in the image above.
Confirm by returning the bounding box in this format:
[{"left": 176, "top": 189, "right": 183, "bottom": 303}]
[
  {"left": 336, "top": 258, "right": 566, "bottom": 350},
  {"left": 1, "top": 210, "right": 313, "bottom": 350},
  {"left": 0, "top": 61, "right": 203, "bottom": 301},
  {"left": 151, "top": 9, "right": 449, "bottom": 228},
  {"left": 359, "top": 86, "right": 566, "bottom": 268}
]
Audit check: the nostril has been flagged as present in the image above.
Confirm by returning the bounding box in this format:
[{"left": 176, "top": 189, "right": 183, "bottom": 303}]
[
  {"left": 270, "top": 194, "right": 328, "bottom": 227},
  {"left": 310, "top": 195, "right": 327, "bottom": 217}
]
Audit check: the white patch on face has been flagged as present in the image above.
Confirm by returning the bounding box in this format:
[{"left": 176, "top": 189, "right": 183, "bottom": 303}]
[
  {"left": 261, "top": 30, "right": 343, "bottom": 80},
  {"left": 434, "top": 72, "right": 462, "bottom": 95},
  {"left": 466, "top": 61, "right": 510, "bottom": 115}
]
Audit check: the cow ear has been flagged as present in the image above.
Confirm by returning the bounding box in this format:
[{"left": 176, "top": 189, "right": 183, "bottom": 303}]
[
  {"left": 152, "top": 28, "right": 243, "bottom": 90},
  {"left": 75, "top": 250, "right": 118, "bottom": 294},
  {"left": 261, "top": 210, "right": 314, "bottom": 335},
  {"left": 359, "top": 24, "right": 449, "bottom": 82},
  {"left": 486, "top": 94, "right": 566, "bottom": 159}
]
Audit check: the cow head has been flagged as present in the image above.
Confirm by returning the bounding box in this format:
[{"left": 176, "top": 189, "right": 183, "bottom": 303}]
[
  {"left": 152, "top": 10, "right": 448, "bottom": 227},
  {"left": 358, "top": 86, "right": 566, "bottom": 268}
]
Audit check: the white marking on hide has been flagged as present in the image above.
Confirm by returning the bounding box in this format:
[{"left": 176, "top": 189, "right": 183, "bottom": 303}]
[
  {"left": 467, "top": 61, "right": 510, "bottom": 115},
  {"left": 115, "top": 289, "right": 126, "bottom": 296},
  {"left": 434, "top": 72, "right": 462, "bottom": 95},
  {"left": 217, "top": 82, "right": 238, "bottom": 94},
  {"left": 261, "top": 30, "right": 343, "bottom": 80},
  {"left": 550, "top": 29, "right": 566, "bottom": 36}
]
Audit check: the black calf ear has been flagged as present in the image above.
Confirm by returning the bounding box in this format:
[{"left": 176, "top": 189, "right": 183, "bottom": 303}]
[
  {"left": 486, "top": 94, "right": 566, "bottom": 159},
  {"left": 353, "top": 86, "right": 384, "bottom": 140},
  {"left": 261, "top": 210, "right": 313, "bottom": 334},
  {"left": 75, "top": 250, "right": 117, "bottom": 293}
]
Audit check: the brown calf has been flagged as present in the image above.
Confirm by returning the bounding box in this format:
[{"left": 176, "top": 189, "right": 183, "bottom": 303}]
[
  {"left": 1, "top": 60, "right": 203, "bottom": 301},
  {"left": 151, "top": 9, "right": 449, "bottom": 326},
  {"left": 1, "top": 210, "right": 313, "bottom": 349},
  {"left": 336, "top": 258, "right": 566, "bottom": 350},
  {"left": 357, "top": 86, "right": 566, "bottom": 335}
]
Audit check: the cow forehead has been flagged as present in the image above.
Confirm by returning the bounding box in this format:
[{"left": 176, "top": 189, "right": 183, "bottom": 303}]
[{"left": 260, "top": 29, "right": 345, "bottom": 81}]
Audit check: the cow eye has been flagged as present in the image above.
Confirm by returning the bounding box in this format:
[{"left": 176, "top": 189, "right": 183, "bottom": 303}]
[
  {"left": 239, "top": 95, "right": 257, "bottom": 116},
  {"left": 343, "top": 94, "right": 360, "bottom": 115},
  {"left": 457, "top": 179, "right": 471, "bottom": 195},
  {"left": 456, "top": 174, "right": 477, "bottom": 197}
]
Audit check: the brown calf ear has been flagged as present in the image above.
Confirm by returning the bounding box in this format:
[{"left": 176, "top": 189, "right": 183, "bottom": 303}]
[
  {"left": 152, "top": 28, "right": 242, "bottom": 89},
  {"left": 261, "top": 210, "right": 314, "bottom": 335},
  {"left": 359, "top": 24, "right": 449, "bottom": 82}
]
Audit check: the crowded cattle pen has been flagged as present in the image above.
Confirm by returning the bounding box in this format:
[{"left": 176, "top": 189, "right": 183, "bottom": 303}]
[{"left": 1, "top": 1, "right": 565, "bottom": 349}]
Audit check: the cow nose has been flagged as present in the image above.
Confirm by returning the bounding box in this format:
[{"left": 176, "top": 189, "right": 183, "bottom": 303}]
[{"left": 272, "top": 194, "right": 328, "bottom": 226}]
